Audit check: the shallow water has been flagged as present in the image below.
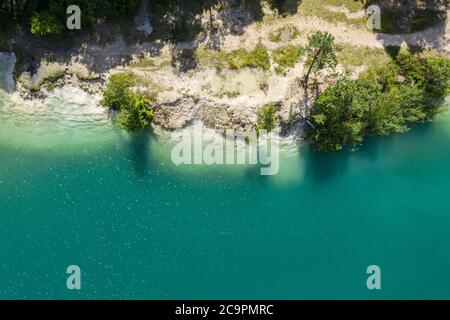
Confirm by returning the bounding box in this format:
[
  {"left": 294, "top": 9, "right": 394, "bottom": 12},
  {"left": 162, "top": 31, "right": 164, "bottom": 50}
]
[{"left": 1, "top": 88, "right": 450, "bottom": 299}]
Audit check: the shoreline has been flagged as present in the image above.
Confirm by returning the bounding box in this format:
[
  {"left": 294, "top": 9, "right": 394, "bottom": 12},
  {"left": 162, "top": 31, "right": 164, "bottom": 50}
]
[{"left": 1, "top": 5, "right": 449, "bottom": 151}]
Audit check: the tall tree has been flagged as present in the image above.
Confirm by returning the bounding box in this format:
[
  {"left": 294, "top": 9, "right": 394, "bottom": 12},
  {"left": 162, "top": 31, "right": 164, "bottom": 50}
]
[{"left": 302, "top": 31, "right": 337, "bottom": 109}]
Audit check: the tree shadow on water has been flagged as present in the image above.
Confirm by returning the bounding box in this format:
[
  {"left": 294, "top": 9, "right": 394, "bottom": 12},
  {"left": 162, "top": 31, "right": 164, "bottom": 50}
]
[
  {"left": 127, "top": 129, "right": 153, "bottom": 178},
  {"left": 303, "top": 147, "right": 352, "bottom": 184},
  {"left": 302, "top": 141, "right": 384, "bottom": 184}
]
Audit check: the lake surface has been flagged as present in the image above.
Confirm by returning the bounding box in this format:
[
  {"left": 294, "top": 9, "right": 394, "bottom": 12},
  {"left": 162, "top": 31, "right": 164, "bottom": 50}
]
[{"left": 0, "top": 84, "right": 450, "bottom": 299}]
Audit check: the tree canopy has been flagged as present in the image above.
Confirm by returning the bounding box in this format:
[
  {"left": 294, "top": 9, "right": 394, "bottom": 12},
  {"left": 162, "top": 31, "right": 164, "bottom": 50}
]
[{"left": 309, "top": 50, "right": 450, "bottom": 152}]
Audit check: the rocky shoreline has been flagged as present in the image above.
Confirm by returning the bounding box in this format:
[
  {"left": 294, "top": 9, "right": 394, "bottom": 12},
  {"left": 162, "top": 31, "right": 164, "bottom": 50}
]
[
  {"left": 4, "top": 3, "right": 449, "bottom": 144},
  {"left": 10, "top": 40, "right": 312, "bottom": 143}
]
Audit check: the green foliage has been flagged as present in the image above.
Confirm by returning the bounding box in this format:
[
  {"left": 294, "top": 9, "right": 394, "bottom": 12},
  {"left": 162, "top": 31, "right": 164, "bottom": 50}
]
[
  {"left": 272, "top": 45, "right": 305, "bottom": 75},
  {"left": 102, "top": 73, "right": 155, "bottom": 132},
  {"left": 304, "top": 31, "right": 337, "bottom": 80},
  {"left": 309, "top": 51, "right": 450, "bottom": 152},
  {"left": 102, "top": 73, "right": 136, "bottom": 111},
  {"left": 299, "top": 0, "right": 366, "bottom": 26},
  {"left": 196, "top": 42, "right": 271, "bottom": 71},
  {"left": 117, "top": 94, "right": 154, "bottom": 132},
  {"left": 336, "top": 44, "right": 391, "bottom": 70},
  {"left": 311, "top": 77, "right": 373, "bottom": 151},
  {"left": 40, "top": 69, "right": 66, "bottom": 90},
  {"left": 395, "top": 51, "right": 450, "bottom": 98},
  {"left": 28, "top": 69, "right": 65, "bottom": 92},
  {"left": 3, "top": 0, "right": 139, "bottom": 36},
  {"left": 256, "top": 102, "right": 279, "bottom": 132},
  {"left": 30, "top": 10, "right": 64, "bottom": 36},
  {"left": 228, "top": 42, "right": 271, "bottom": 71}
]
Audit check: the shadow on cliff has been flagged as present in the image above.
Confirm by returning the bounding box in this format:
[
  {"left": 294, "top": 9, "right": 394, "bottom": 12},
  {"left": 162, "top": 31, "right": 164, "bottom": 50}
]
[
  {"left": 11, "top": 0, "right": 302, "bottom": 75},
  {"left": 358, "top": 0, "right": 448, "bottom": 59}
]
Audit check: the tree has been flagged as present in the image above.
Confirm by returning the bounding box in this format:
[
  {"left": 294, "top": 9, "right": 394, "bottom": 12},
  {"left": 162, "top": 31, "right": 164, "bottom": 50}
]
[
  {"left": 256, "top": 102, "right": 279, "bottom": 132},
  {"left": 302, "top": 31, "right": 337, "bottom": 108},
  {"left": 310, "top": 77, "right": 377, "bottom": 151},
  {"left": 102, "top": 73, "right": 155, "bottom": 132},
  {"left": 30, "top": 10, "right": 64, "bottom": 36},
  {"left": 309, "top": 51, "right": 450, "bottom": 152}
]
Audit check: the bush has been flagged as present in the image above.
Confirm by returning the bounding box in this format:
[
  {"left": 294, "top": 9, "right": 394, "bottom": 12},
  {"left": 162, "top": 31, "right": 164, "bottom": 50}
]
[
  {"left": 196, "top": 42, "right": 271, "bottom": 71},
  {"left": 272, "top": 45, "right": 305, "bottom": 75},
  {"left": 396, "top": 51, "right": 450, "bottom": 98},
  {"left": 30, "top": 11, "right": 65, "bottom": 36},
  {"left": 117, "top": 94, "right": 154, "bottom": 132},
  {"left": 102, "top": 73, "right": 155, "bottom": 131},
  {"left": 40, "top": 70, "right": 66, "bottom": 90},
  {"left": 102, "top": 73, "right": 136, "bottom": 111},
  {"left": 28, "top": 69, "right": 66, "bottom": 92},
  {"left": 228, "top": 42, "right": 271, "bottom": 71},
  {"left": 256, "top": 103, "right": 279, "bottom": 132}
]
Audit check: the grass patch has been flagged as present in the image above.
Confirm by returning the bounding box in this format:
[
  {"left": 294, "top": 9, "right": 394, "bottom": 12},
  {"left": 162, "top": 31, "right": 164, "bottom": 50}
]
[
  {"left": 337, "top": 44, "right": 392, "bottom": 69},
  {"left": 196, "top": 42, "right": 271, "bottom": 71},
  {"left": 269, "top": 25, "right": 300, "bottom": 42},
  {"left": 40, "top": 70, "right": 65, "bottom": 90},
  {"left": 28, "top": 70, "right": 65, "bottom": 93},
  {"left": 272, "top": 45, "right": 305, "bottom": 75},
  {"left": 131, "top": 56, "right": 157, "bottom": 68},
  {"left": 299, "top": 0, "right": 367, "bottom": 26}
]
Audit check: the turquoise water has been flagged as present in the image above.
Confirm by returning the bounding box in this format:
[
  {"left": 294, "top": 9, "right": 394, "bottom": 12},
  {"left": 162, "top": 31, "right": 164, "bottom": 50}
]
[{"left": 1, "top": 87, "right": 450, "bottom": 299}]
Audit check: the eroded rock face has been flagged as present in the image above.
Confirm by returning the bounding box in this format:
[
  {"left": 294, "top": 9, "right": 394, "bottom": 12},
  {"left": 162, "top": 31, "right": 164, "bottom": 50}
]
[{"left": 152, "top": 94, "right": 258, "bottom": 131}]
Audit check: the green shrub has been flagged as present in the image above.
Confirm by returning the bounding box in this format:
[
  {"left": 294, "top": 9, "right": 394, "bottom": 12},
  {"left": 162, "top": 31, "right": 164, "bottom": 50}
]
[
  {"left": 196, "top": 42, "right": 271, "bottom": 71},
  {"left": 40, "top": 70, "right": 66, "bottom": 90},
  {"left": 257, "top": 102, "right": 279, "bottom": 132},
  {"left": 395, "top": 51, "right": 450, "bottom": 98},
  {"left": 28, "top": 69, "right": 66, "bottom": 92},
  {"left": 102, "top": 73, "right": 155, "bottom": 131},
  {"left": 272, "top": 45, "right": 305, "bottom": 75},
  {"left": 228, "top": 42, "right": 271, "bottom": 71},
  {"left": 117, "top": 94, "right": 154, "bottom": 132},
  {"left": 30, "top": 10, "right": 65, "bottom": 36},
  {"left": 102, "top": 73, "right": 136, "bottom": 111}
]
